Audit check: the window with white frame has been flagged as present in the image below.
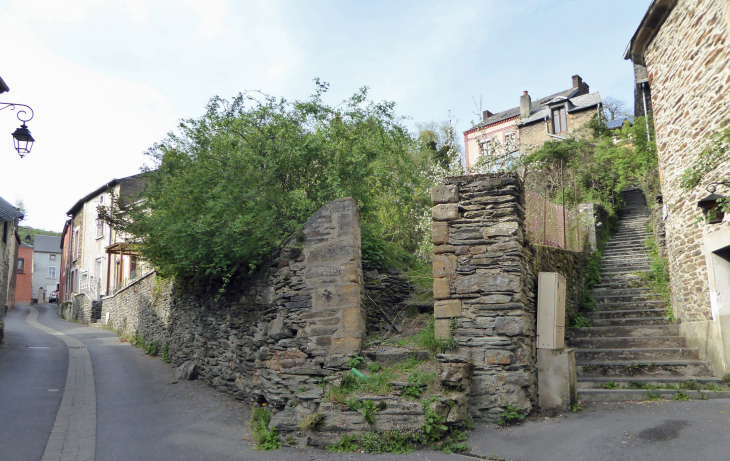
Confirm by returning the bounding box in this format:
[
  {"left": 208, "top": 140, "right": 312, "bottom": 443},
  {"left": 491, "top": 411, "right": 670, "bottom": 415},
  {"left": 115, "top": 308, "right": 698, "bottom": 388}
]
[
  {"left": 96, "top": 218, "right": 104, "bottom": 238},
  {"left": 504, "top": 132, "right": 516, "bottom": 151},
  {"left": 50, "top": 254, "right": 56, "bottom": 260},
  {"left": 48, "top": 266, "right": 57, "bottom": 279},
  {"left": 479, "top": 138, "right": 493, "bottom": 156}
]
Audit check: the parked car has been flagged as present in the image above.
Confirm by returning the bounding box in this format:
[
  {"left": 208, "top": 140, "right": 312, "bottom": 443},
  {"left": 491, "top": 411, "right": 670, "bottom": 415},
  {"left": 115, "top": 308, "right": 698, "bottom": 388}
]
[{"left": 49, "top": 290, "right": 58, "bottom": 303}]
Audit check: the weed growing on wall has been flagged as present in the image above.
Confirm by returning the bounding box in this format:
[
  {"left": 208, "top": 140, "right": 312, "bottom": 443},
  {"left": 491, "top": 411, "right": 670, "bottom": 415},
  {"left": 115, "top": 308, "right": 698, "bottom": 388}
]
[
  {"left": 249, "top": 407, "right": 281, "bottom": 451},
  {"left": 497, "top": 406, "right": 525, "bottom": 426},
  {"left": 640, "top": 233, "right": 673, "bottom": 321}
]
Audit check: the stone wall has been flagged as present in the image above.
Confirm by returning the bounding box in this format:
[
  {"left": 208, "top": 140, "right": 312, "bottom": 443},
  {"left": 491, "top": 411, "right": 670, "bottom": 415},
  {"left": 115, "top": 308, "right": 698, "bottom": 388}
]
[
  {"left": 431, "top": 173, "right": 537, "bottom": 420},
  {"left": 431, "top": 173, "right": 589, "bottom": 420},
  {"left": 0, "top": 222, "right": 12, "bottom": 343},
  {"left": 71, "top": 294, "right": 95, "bottom": 323},
  {"left": 644, "top": 0, "right": 730, "bottom": 322},
  {"left": 530, "top": 245, "right": 587, "bottom": 324},
  {"left": 362, "top": 260, "right": 415, "bottom": 333},
  {"left": 90, "top": 198, "right": 365, "bottom": 411}
]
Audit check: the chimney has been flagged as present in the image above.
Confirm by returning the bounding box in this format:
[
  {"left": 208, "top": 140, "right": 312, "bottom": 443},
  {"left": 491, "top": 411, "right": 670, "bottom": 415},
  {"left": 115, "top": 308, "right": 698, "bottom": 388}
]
[
  {"left": 482, "top": 110, "right": 493, "bottom": 120},
  {"left": 520, "top": 91, "right": 531, "bottom": 118},
  {"left": 572, "top": 74, "right": 589, "bottom": 95}
]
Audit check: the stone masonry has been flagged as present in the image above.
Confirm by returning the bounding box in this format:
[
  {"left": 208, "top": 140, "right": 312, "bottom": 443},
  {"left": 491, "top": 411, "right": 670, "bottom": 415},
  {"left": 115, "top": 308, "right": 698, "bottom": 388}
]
[
  {"left": 431, "top": 173, "right": 537, "bottom": 420},
  {"left": 642, "top": 0, "right": 730, "bottom": 321},
  {"left": 90, "top": 198, "right": 365, "bottom": 410}
]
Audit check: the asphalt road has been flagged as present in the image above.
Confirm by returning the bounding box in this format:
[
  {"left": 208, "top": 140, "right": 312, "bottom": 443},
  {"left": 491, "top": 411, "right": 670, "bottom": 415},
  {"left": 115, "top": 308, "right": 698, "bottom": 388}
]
[{"left": 2, "top": 303, "right": 730, "bottom": 461}]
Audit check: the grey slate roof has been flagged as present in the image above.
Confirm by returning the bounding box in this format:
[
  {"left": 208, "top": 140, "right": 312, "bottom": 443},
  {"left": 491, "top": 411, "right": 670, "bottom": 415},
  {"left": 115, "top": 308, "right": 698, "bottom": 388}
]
[
  {"left": 518, "top": 91, "right": 602, "bottom": 126},
  {"left": 606, "top": 115, "right": 634, "bottom": 130},
  {"left": 34, "top": 235, "right": 62, "bottom": 253},
  {"left": 467, "top": 87, "right": 580, "bottom": 132},
  {"left": 0, "top": 195, "right": 24, "bottom": 222}
]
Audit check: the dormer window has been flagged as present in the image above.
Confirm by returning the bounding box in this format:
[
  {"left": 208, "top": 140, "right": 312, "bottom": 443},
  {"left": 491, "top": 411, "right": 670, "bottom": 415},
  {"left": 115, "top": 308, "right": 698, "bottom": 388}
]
[{"left": 552, "top": 107, "right": 567, "bottom": 133}]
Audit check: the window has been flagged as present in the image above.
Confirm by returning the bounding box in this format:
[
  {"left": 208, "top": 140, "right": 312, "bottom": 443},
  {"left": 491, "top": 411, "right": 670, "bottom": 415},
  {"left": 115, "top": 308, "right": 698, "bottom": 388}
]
[
  {"left": 48, "top": 266, "right": 57, "bottom": 279},
  {"left": 100, "top": 195, "right": 104, "bottom": 205},
  {"left": 74, "top": 229, "right": 80, "bottom": 260},
  {"left": 552, "top": 107, "right": 567, "bottom": 133},
  {"left": 50, "top": 254, "right": 56, "bottom": 260},
  {"left": 479, "top": 138, "right": 493, "bottom": 156},
  {"left": 96, "top": 218, "right": 104, "bottom": 238},
  {"left": 18, "top": 258, "right": 24, "bottom": 274},
  {"left": 504, "top": 132, "right": 516, "bottom": 151}
]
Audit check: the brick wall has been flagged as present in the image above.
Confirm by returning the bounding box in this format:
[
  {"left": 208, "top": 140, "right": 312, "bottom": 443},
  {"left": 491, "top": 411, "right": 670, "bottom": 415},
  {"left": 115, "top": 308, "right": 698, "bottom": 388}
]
[{"left": 644, "top": 0, "right": 730, "bottom": 321}]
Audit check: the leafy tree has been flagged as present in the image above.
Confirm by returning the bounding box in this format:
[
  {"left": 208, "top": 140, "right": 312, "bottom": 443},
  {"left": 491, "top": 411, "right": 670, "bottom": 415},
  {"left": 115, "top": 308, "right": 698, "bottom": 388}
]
[
  {"left": 523, "top": 114, "right": 658, "bottom": 208},
  {"left": 101, "top": 81, "right": 433, "bottom": 283},
  {"left": 602, "top": 97, "right": 629, "bottom": 121}
]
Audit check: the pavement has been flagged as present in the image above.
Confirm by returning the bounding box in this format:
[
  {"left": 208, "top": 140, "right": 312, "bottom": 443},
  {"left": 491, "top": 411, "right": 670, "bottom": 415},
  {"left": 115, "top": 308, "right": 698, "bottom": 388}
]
[{"left": 1, "top": 303, "right": 729, "bottom": 460}]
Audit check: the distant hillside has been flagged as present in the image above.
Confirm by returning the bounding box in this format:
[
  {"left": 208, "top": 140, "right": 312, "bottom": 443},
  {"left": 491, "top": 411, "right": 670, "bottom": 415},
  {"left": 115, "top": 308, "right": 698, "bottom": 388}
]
[{"left": 18, "top": 226, "right": 62, "bottom": 246}]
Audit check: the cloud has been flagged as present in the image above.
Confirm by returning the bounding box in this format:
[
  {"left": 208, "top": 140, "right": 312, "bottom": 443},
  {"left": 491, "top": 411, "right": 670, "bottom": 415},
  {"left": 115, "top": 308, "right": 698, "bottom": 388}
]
[
  {"left": 183, "top": 0, "right": 226, "bottom": 38},
  {"left": 123, "top": 0, "right": 149, "bottom": 24}
]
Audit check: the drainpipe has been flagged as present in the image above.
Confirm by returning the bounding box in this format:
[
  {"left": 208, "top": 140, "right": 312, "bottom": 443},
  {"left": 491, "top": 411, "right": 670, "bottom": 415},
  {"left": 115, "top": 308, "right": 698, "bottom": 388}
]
[
  {"left": 544, "top": 116, "right": 567, "bottom": 140},
  {"left": 642, "top": 82, "right": 651, "bottom": 141}
]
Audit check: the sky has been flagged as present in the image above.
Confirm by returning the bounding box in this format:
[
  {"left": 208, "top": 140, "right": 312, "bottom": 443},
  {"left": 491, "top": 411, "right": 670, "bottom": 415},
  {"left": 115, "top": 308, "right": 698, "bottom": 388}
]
[{"left": 0, "top": 0, "right": 651, "bottom": 232}]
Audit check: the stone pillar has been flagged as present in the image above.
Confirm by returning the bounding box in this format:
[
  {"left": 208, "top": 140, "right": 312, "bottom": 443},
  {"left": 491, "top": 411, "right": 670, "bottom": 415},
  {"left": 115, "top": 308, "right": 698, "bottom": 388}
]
[
  {"left": 303, "top": 198, "right": 365, "bottom": 356},
  {"left": 431, "top": 173, "right": 536, "bottom": 420}
]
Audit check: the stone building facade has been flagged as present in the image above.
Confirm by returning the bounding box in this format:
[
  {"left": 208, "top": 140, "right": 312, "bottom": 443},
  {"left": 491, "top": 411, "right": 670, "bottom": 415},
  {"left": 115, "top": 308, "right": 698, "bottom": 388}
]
[
  {"left": 0, "top": 195, "right": 23, "bottom": 343},
  {"left": 463, "top": 75, "right": 597, "bottom": 171},
  {"left": 626, "top": 0, "right": 730, "bottom": 373}
]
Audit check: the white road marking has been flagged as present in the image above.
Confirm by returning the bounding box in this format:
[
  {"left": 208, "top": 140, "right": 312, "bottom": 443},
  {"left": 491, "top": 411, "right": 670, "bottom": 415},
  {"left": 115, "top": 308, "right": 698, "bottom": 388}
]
[{"left": 26, "top": 306, "right": 96, "bottom": 461}]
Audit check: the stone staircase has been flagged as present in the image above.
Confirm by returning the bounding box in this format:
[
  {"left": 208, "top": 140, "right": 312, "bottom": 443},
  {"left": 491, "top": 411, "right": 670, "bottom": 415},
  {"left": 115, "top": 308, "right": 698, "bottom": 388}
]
[{"left": 570, "top": 189, "right": 730, "bottom": 401}]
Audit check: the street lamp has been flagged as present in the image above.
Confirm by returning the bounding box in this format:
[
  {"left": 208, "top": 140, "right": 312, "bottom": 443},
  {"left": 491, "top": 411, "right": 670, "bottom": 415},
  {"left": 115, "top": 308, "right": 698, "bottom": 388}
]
[{"left": 1, "top": 102, "right": 35, "bottom": 158}]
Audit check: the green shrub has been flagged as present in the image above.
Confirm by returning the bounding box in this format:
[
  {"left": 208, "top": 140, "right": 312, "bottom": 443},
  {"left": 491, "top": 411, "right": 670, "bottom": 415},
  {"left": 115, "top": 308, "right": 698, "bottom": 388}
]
[
  {"left": 160, "top": 342, "right": 169, "bottom": 363},
  {"left": 249, "top": 407, "right": 281, "bottom": 451},
  {"left": 347, "top": 355, "right": 366, "bottom": 370},
  {"left": 570, "top": 313, "right": 591, "bottom": 328},
  {"left": 673, "top": 391, "right": 690, "bottom": 401},
  {"left": 497, "top": 405, "right": 525, "bottom": 426},
  {"left": 367, "top": 362, "right": 383, "bottom": 373}
]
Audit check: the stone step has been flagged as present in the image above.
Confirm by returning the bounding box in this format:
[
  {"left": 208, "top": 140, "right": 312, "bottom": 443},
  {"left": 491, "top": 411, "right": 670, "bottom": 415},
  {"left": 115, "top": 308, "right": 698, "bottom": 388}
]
[
  {"left": 600, "top": 263, "right": 652, "bottom": 272},
  {"left": 595, "top": 300, "right": 667, "bottom": 310},
  {"left": 608, "top": 233, "right": 652, "bottom": 240},
  {"left": 589, "top": 317, "right": 669, "bottom": 327},
  {"left": 362, "top": 348, "right": 431, "bottom": 365},
  {"left": 569, "top": 335, "right": 686, "bottom": 349},
  {"left": 576, "top": 360, "right": 713, "bottom": 378},
  {"left": 601, "top": 251, "right": 650, "bottom": 258},
  {"left": 575, "top": 348, "right": 700, "bottom": 361},
  {"left": 576, "top": 376, "right": 726, "bottom": 389},
  {"left": 601, "top": 264, "right": 651, "bottom": 274},
  {"left": 572, "top": 324, "right": 678, "bottom": 338},
  {"left": 592, "top": 293, "right": 664, "bottom": 303},
  {"left": 577, "top": 389, "right": 730, "bottom": 402},
  {"left": 591, "top": 287, "right": 653, "bottom": 296},
  {"left": 584, "top": 308, "right": 667, "bottom": 319},
  {"left": 601, "top": 255, "right": 652, "bottom": 261},
  {"left": 592, "top": 280, "right": 651, "bottom": 290}
]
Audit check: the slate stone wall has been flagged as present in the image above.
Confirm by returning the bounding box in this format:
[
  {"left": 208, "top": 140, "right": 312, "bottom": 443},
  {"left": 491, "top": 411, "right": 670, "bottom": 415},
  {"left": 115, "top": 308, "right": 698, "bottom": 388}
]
[
  {"left": 431, "top": 173, "right": 537, "bottom": 420},
  {"left": 530, "top": 245, "right": 587, "bottom": 325},
  {"left": 431, "top": 173, "right": 589, "bottom": 421},
  {"left": 90, "top": 198, "right": 365, "bottom": 409},
  {"left": 644, "top": 0, "right": 730, "bottom": 321}
]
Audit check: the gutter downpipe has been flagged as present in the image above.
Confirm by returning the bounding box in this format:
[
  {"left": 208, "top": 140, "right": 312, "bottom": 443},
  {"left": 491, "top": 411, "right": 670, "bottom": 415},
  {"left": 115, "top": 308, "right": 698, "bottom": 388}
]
[
  {"left": 545, "top": 116, "right": 567, "bottom": 140},
  {"left": 642, "top": 82, "right": 651, "bottom": 141}
]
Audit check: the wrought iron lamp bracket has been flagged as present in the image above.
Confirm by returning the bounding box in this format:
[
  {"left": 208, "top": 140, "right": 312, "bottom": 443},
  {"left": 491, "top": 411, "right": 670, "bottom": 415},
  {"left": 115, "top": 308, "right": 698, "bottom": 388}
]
[{"left": 0, "top": 102, "right": 34, "bottom": 123}]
